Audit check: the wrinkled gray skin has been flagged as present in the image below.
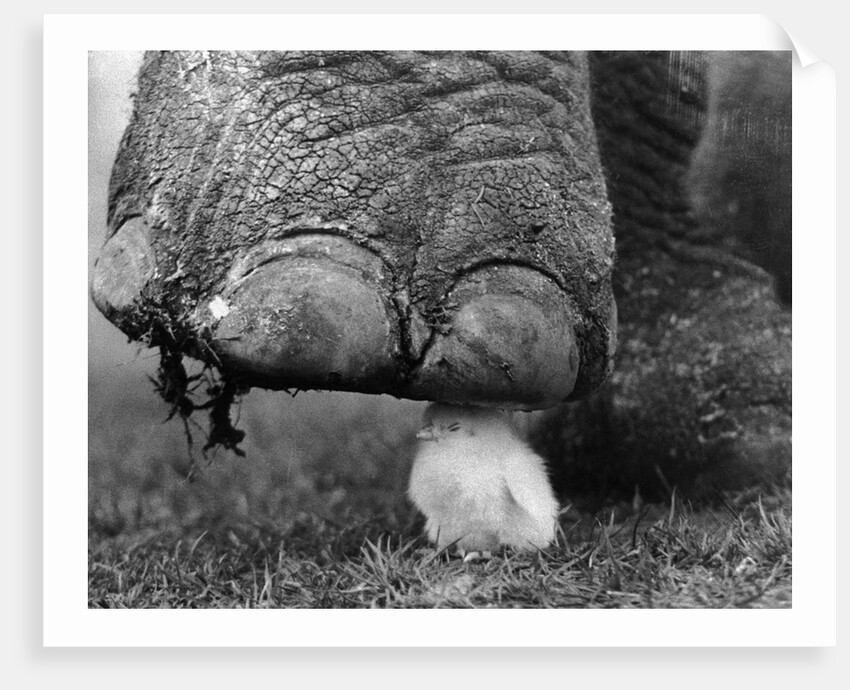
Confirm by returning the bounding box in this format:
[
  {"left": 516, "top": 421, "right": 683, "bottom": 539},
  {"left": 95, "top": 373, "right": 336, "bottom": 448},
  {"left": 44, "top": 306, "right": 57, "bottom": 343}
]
[
  {"left": 92, "top": 51, "right": 791, "bottom": 502},
  {"left": 93, "top": 51, "right": 616, "bottom": 411},
  {"left": 535, "top": 51, "right": 790, "bottom": 502}
]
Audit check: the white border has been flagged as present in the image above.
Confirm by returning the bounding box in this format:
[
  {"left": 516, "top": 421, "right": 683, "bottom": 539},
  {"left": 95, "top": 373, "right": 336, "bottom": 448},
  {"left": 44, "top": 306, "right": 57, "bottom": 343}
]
[{"left": 45, "top": 13, "right": 836, "bottom": 646}]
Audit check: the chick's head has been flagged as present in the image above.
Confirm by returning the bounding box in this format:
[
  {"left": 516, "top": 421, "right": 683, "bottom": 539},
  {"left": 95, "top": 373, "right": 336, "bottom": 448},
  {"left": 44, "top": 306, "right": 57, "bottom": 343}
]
[{"left": 416, "top": 403, "right": 512, "bottom": 441}]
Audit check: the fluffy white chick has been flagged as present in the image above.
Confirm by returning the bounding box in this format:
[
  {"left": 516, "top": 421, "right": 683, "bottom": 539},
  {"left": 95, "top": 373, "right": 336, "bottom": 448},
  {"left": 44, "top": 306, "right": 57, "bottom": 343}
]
[{"left": 408, "top": 403, "right": 559, "bottom": 552}]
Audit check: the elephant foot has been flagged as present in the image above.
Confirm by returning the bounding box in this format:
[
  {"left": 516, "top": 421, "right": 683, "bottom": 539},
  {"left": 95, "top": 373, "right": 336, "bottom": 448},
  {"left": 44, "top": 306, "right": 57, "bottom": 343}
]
[
  {"left": 95, "top": 51, "right": 618, "bottom": 411},
  {"left": 92, "top": 218, "right": 611, "bottom": 408},
  {"left": 202, "top": 238, "right": 588, "bottom": 406},
  {"left": 408, "top": 404, "right": 559, "bottom": 552},
  {"left": 615, "top": 250, "right": 791, "bottom": 496},
  {"left": 204, "top": 238, "right": 596, "bottom": 407},
  {"left": 532, "top": 248, "right": 791, "bottom": 503}
]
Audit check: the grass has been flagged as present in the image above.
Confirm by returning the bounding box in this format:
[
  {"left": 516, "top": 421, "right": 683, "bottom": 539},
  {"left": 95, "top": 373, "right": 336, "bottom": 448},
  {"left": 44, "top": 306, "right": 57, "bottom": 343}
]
[
  {"left": 88, "top": 383, "right": 791, "bottom": 609},
  {"left": 89, "top": 487, "right": 791, "bottom": 609}
]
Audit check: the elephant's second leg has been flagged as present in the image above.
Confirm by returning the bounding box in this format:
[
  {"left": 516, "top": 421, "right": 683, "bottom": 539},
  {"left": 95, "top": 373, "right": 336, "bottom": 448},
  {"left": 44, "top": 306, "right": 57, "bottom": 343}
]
[
  {"left": 537, "top": 51, "right": 792, "bottom": 502},
  {"left": 408, "top": 404, "right": 559, "bottom": 552}
]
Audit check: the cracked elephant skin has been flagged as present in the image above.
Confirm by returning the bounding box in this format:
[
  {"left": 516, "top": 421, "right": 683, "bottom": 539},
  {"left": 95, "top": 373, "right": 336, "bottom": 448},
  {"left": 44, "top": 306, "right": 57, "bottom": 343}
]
[
  {"left": 93, "top": 51, "right": 616, "bottom": 410},
  {"left": 92, "top": 50, "right": 791, "bottom": 498}
]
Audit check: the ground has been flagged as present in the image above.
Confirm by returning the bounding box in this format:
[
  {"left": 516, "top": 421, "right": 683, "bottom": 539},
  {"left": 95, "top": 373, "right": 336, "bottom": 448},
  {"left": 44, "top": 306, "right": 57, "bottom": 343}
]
[{"left": 88, "top": 389, "right": 791, "bottom": 609}]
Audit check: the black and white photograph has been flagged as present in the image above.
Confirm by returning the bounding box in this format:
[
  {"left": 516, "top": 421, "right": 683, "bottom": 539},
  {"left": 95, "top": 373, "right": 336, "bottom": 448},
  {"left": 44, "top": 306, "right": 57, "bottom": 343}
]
[
  {"left": 37, "top": 13, "right": 837, "bottom": 651},
  {"left": 87, "top": 45, "right": 794, "bottom": 607}
]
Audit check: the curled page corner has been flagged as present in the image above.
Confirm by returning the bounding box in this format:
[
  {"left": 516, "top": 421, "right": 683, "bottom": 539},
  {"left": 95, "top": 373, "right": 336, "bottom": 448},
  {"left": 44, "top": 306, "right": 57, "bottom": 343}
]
[
  {"left": 776, "top": 25, "right": 825, "bottom": 68},
  {"left": 787, "top": 33, "right": 825, "bottom": 68}
]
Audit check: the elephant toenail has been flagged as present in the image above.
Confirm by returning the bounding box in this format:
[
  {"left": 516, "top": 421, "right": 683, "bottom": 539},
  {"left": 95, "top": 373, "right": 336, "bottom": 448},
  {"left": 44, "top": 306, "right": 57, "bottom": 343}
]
[
  {"left": 406, "top": 265, "right": 581, "bottom": 409},
  {"left": 205, "top": 235, "right": 400, "bottom": 392},
  {"left": 90, "top": 217, "right": 156, "bottom": 328}
]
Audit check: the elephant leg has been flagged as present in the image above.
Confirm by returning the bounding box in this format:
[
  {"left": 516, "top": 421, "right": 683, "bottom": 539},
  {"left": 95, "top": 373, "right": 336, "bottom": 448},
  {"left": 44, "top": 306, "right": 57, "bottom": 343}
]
[
  {"left": 531, "top": 51, "right": 791, "bottom": 502},
  {"left": 688, "top": 51, "right": 792, "bottom": 305}
]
